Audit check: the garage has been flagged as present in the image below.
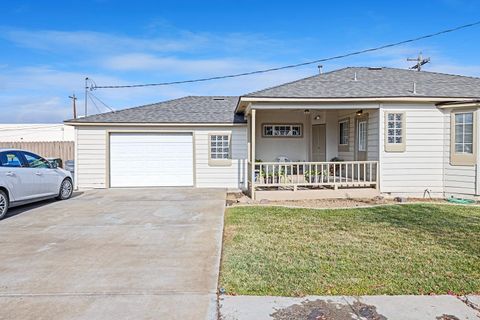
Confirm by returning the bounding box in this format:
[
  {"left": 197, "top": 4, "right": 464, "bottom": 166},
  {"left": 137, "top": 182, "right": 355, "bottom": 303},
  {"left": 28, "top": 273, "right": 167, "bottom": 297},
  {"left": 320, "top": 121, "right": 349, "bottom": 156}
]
[{"left": 109, "top": 132, "right": 194, "bottom": 187}]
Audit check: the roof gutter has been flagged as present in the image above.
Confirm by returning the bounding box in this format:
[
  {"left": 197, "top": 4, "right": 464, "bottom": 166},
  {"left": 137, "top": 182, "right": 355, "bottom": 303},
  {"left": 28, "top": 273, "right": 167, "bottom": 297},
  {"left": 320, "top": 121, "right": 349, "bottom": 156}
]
[
  {"left": 235, "top": 96, "right": 480, "bottom": 113},
  {"left": 63, "top": 122, "right": 247, "bottom": 127},
  {"left": 436, "top": 100, "right": 480, "bottom": 109}
]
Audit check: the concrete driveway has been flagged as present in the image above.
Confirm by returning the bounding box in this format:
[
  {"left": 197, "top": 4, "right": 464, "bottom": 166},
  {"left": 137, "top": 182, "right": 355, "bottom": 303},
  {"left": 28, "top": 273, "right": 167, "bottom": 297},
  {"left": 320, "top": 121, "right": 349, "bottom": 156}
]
[{"left": 0, "top": 188, "right": 226, "bottom": 320}]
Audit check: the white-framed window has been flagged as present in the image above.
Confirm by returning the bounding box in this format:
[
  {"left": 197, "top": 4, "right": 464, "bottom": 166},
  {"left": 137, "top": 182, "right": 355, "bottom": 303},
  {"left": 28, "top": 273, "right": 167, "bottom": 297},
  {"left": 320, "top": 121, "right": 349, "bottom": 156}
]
[
  {"left": 385, "top": 112, "right": 406, "bottom": 152},
  {"left": 262, "top": 124, "right": 302, "bottom": 137},
  {"left": 358, "top": 120, "right": 367, "bottom": 152},
  {"left": 454, "top": 112, "right": 473, "bottom": 154},
  {"left": 209, "top": 133, "right": 232, "bottom": 166},
  {"left": 387, "top": 113, "right": 403, "bottom": 144},
  {"left": 451, "top": 111, "right": 476, "bottom": 166},
  {"left": 338, "top": 118, "right": 350, "bottom": 152},
  {"left": 210, "top": 134, "right": 230, "bottom": 159},
  {"left": 339, "top": 119, "right": 349, "bottom": 145}
]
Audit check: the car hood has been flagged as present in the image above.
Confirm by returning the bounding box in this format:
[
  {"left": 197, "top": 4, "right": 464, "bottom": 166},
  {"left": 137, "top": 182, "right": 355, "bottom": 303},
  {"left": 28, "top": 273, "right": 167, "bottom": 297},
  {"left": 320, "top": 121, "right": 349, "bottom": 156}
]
[{"left": 56, "top": 168, "right": 72, "bottom": 178}]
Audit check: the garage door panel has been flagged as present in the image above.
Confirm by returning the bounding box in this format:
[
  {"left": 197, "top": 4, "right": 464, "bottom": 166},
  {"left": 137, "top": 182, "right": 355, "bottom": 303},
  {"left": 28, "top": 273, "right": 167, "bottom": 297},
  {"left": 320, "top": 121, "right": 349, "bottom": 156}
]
[
  {"left": 112, "top": 159, "right": 194, "bottom": 167},
  {"left": 110, "top": 133, "right": 194, "bottom": 187}
]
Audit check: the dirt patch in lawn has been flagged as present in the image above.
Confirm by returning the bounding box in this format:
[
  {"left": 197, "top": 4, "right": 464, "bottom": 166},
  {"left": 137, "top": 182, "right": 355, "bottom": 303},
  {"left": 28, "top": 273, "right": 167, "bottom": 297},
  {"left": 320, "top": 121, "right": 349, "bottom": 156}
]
[
  {"left": 436, "top": 315, "right": 460, "bottom": 320},
  {"left": 226, "top": 192, "right": 449, "bottom": 209},
  {"left": 270, "top": 197, "right": 448, "bottom": 209},
  {"left": 271, "top": 299, "right": 387, "bottom": 320}
]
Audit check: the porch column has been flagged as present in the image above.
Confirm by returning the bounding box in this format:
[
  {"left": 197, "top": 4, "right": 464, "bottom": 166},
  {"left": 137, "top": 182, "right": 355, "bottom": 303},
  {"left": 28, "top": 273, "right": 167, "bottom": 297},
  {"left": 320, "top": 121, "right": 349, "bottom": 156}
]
[
  {"left": 250, "top": 109, "right": 256, "bottom": 200},
  {"left": 307, "top": 111, "right": 312, "bottom": 161}
]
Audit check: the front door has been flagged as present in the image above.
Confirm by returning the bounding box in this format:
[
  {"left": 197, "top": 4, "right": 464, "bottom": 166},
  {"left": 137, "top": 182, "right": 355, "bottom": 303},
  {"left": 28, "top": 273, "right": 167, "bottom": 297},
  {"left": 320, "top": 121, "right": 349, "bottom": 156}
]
[
  {"left": 312, "top": 124, "right": 326, "bottom": 161},
  {"left": 355, "top": 118, "right": 368, "bottom": 161}
]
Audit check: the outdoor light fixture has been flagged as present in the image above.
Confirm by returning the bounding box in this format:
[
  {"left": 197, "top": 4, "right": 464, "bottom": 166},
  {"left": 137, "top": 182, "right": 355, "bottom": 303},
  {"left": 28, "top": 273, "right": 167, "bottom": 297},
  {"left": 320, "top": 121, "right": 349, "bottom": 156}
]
[
  {"left": 356, "top": 109, "right": 363, "bottom": 116},
  {"left": 314, "top": 115, "right": 321, "bottom": 120},
  {"left": 304, "top": 109, "right": 310, "bottom": 114}
]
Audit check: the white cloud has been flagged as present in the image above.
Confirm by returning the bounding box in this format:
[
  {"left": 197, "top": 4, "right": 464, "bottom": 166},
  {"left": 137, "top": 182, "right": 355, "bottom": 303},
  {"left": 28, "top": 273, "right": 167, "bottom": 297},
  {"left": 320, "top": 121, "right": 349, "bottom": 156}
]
[
  {"left": 102, "top": 53, "right": 273, "bottom": 75},
  {"left": 0, "top": 28, "right": 204, "bottom": 54},
  {"left": 0, "top": 27, "right": 283, "bottom": 58},
  {"left": 0, "top": 96, "right": 70, "bottom": 123},
  {"left": 2, "top": 25, "right": 480, "bottom": 124}
]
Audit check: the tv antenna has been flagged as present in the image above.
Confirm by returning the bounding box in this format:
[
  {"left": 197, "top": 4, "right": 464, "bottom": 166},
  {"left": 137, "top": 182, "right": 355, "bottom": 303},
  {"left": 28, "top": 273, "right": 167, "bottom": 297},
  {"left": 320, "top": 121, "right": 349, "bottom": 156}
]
[{"left": 407, "top": 52, "right": 430, "bottom": 71}]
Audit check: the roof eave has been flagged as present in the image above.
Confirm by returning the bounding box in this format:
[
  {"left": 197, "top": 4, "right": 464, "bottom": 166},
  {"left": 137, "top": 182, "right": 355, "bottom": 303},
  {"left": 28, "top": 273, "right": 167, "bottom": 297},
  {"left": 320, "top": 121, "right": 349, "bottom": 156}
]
[
  {"left": 64, "top": 121, "right": 247, "bottom": 126},
  {"left": 436, "top": 100, "right": 480, "bottom": 109},
  {"left": 235, "top": 96, "right": 480, "bottom": 113}
]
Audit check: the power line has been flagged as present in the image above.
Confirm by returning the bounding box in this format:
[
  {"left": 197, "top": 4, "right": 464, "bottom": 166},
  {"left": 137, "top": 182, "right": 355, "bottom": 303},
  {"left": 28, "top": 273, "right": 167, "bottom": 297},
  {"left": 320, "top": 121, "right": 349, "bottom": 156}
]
[
  {"left": 89, "top": 91, "right": 116, "bottom": 112},
  {"left": 87, "top": 93, "right": 103, "bottom": 114},
  {"left": 92, "top": 20, "right": 480, "bottom": 89},
  {"left": 0, "top": 124, "right": 64, "bottom": 132}
]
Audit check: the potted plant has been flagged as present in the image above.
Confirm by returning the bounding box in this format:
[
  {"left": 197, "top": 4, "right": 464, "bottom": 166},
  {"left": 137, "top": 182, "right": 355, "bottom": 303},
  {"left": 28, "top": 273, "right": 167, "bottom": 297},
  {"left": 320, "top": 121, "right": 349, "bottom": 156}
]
[
  {"left": 266, "top": 167, "right": 286, "bottom": 184},
  {"left": 329, "top": 157, "right": 344, "bottom": 176},
  {"left": 304, "top": 170, "right": 327, "bottom": 183}
]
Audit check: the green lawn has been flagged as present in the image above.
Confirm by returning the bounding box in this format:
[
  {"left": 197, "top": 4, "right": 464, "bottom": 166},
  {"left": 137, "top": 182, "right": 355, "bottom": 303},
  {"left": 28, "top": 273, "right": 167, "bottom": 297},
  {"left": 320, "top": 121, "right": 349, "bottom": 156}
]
[{"left": 220, "top": 204, "right": 480, "bottom": 296}]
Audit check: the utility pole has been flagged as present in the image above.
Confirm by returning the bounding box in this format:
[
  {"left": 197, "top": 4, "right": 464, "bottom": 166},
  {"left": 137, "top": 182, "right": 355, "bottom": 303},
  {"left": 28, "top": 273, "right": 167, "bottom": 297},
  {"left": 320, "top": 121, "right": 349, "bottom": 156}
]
[
  {"left": 407, "top": 52, "right": 430, "bottom": 71},
  {"left": 68, "top": 93, "right": 77, "bottom": 119},
  {"left": 84, "top": 77, "right": 89, "bottom": 117}
]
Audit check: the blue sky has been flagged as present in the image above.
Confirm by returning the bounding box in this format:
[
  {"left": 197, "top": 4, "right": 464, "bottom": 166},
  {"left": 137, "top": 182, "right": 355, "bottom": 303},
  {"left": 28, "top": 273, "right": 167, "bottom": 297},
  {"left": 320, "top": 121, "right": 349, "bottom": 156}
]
[{"left": 0, "top": 0, "right": 479, "bottom": 123}]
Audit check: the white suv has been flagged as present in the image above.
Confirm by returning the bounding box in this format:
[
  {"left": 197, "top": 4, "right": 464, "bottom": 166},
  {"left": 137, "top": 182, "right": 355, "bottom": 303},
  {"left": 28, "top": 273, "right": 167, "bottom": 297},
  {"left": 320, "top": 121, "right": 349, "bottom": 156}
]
[{"left": 0, "top": 149, "right": 73, "bottom": 219}]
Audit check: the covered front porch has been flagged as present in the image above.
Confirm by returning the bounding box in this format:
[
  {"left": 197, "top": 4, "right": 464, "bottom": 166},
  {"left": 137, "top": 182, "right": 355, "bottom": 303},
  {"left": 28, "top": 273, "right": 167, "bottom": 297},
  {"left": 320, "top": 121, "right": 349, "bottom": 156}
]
[{"left": 245, "top": 105, "right": 380, "bottom": 200}]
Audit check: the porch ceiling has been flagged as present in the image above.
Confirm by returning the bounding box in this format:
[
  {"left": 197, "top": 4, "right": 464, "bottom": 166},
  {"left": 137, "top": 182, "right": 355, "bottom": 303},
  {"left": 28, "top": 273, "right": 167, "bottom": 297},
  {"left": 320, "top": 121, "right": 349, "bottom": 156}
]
[{"left": 246, "top": 102, "right": 380, "bottom": 113}]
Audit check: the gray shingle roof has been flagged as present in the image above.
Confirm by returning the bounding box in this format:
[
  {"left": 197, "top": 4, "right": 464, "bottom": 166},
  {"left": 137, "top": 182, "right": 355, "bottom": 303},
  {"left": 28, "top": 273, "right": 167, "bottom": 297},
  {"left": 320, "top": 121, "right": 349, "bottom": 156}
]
[
  {"left": 67, "top": 96, "right": 244, "bottom": 124},
  {"left": 245, "top": 67, "right": 480, "bottom": 98},
  {"left": 67, "top": 67, "right": 480, "bottom": 124}
]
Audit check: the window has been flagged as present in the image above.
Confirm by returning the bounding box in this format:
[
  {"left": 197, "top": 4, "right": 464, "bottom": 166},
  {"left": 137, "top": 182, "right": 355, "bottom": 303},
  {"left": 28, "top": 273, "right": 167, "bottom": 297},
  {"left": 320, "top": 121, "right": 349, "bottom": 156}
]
[
  {"left": 338, "top": 119, "right": 349, "bottom": 152},
  {"left": 454, "top": 113, "right": 473, "bottom": 153},
  {"left": 339, "top": 120, "right": 349, "bottom": 145},
  {"left": 0, "top": 151, "right": 23, "bottom": 168},
  {"left": 451, "top": 111, "right": 476, "bottom": 165},
  {"left": 23, "top": 152, "right": 51, "bottom": 169},
  {"left": 358, "top": 120, "right": 367, "bottom": 152},
  {"left": 262, "top": 124, "right": 302, "bottom": 137},
  {"left": 209, "top": 134, "right": 231, "bottom": 165},
  {"left": 385, "top": 112, "right": 406, "bottom": 152}
]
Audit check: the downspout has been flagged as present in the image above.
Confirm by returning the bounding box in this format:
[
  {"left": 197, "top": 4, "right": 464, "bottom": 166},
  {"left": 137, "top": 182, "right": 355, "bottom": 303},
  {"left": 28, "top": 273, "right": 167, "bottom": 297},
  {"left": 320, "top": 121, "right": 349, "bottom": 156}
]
[
  {"left": 74, "top": 126, "right": 79, "bottom": 190},
  {"left": 442, "top": 108, "right": 447, "bottom": 199},
  {"left": 377, "top": 103, "right": 382, "bottom": 192}
]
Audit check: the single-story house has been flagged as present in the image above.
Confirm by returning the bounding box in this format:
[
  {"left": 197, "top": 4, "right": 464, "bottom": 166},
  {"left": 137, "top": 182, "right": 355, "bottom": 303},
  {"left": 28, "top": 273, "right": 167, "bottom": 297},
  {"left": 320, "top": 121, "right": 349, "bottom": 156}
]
[{"left": 65, "top": 67, "right": 480, "bottom": 200}]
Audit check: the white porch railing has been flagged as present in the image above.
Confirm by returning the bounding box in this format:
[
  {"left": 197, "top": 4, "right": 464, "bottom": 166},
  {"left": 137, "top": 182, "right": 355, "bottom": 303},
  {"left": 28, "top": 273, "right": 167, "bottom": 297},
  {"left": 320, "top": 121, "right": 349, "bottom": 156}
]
[{"left": 249, "top": 161, "right": 378, "bottom": 190}]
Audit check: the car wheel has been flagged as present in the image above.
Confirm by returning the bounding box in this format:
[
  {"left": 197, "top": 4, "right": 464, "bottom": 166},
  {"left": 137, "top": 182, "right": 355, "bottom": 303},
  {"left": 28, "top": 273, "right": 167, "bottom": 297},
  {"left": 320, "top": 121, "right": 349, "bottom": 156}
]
[
  {"left": 57, "top": 178, "right": 73, "bottom": 200},
  {"left": 0, "top": 190, "right": 9, "bottom": 220}
]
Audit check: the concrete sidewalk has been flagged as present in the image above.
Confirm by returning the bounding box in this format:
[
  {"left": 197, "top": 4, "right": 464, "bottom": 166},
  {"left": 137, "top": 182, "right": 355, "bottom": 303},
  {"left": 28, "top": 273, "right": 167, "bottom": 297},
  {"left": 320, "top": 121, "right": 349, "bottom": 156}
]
[{"left": 220, "top": 295, "right": 480, "bottom": 320}]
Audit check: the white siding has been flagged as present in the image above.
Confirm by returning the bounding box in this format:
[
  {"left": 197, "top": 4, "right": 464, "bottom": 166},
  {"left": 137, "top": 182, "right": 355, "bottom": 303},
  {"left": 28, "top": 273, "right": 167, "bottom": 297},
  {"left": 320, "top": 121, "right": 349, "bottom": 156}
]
[
  {"left": 254, "top": 109, "right": 342, "bottom": 162},
  {"left": 379, "top": 104, "right": 446, "bottom": 197},
  {"left": 75, "top": 125, "right": 248, "bottom": 190},
  {"left": 195, "top": 126, "right": 248, "bottom": 189},
  {"left": 337, "top": 109, "right": 379, "bottom": 161},
  {"left": 255, "top": 110, "right": 310, "bottom": 162},
  {"left": 76, "top": 127, "right": 107, "bottom": 188},
  {"left": 443, "top": 109, "right": 478, "bottom": 198}
]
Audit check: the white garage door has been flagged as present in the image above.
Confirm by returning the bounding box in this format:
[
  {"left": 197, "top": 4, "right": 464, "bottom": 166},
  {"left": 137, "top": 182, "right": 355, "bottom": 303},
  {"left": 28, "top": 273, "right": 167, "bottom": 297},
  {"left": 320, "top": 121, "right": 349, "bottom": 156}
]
[{"left": 109, "top": 132, "right": 194, "bottom": 187}]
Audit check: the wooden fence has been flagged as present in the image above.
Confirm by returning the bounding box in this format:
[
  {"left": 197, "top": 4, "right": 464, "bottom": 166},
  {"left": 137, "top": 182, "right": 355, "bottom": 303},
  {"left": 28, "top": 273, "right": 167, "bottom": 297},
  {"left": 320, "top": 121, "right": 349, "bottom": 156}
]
[{"left": 0, "top": 141, "right": 74, "bottom": 162}]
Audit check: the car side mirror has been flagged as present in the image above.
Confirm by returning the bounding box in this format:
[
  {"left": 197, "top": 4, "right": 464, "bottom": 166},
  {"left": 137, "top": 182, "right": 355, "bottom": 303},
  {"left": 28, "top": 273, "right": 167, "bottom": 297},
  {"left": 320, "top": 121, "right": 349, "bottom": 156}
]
[{"left": 50, "top": 162, "right": 58, "bottom": 169}]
